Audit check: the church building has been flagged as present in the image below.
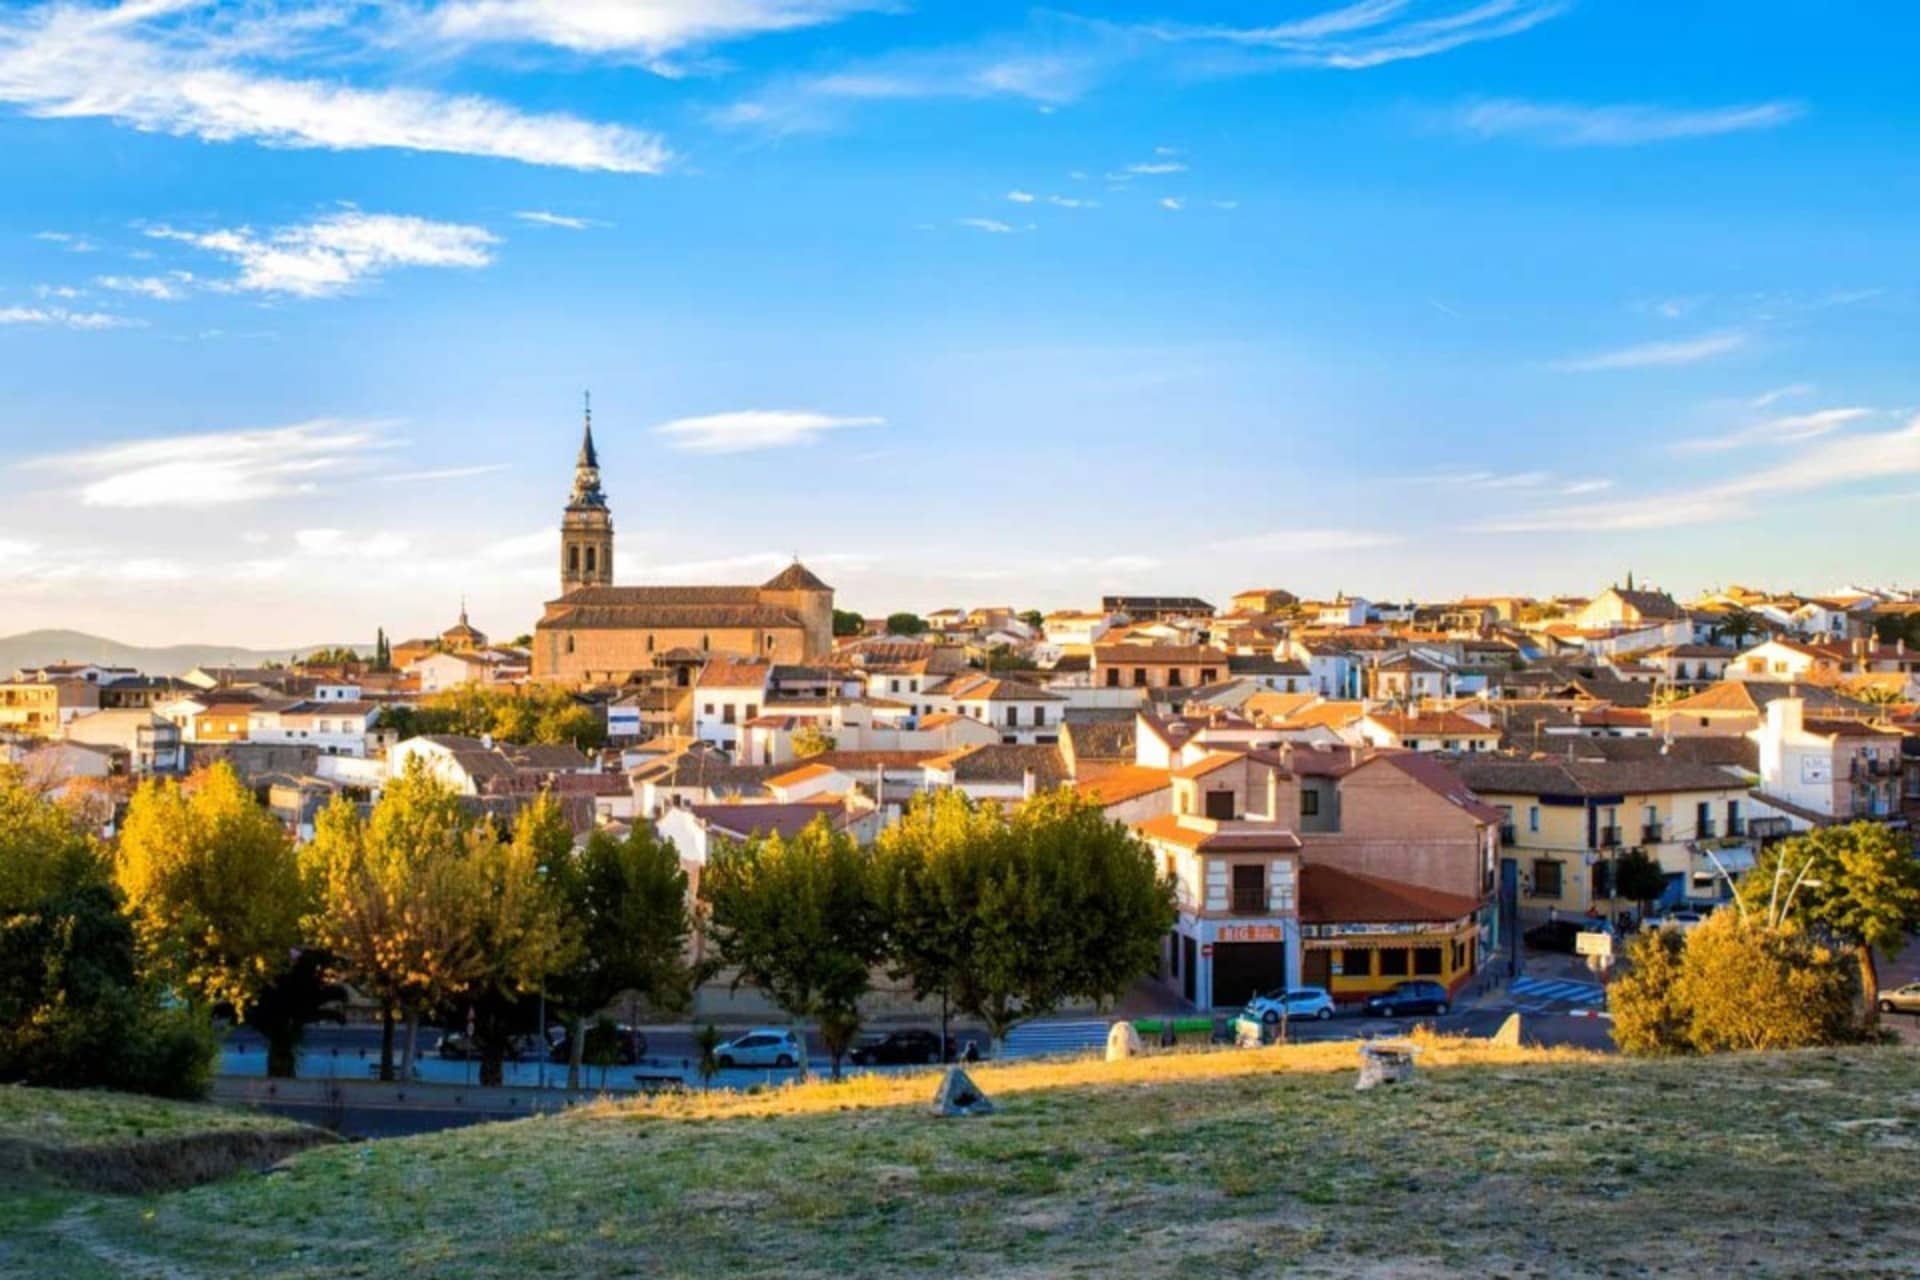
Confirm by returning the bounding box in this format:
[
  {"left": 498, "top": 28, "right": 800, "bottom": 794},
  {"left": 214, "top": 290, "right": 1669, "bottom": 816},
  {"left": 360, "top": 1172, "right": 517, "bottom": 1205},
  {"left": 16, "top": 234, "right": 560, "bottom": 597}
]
[{"left": 532, "top": 408, "right": 835, "bottom": 683}]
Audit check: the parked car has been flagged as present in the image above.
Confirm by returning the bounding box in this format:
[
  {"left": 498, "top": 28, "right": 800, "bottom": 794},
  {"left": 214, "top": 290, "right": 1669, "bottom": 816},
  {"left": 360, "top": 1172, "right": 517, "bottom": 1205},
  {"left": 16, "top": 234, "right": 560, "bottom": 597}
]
[
  {"left": 1363, "top": 981, "right": 1451, "bottom": 1018},
  {"left": 1244, "top": 986, "right": 1336, "bottom": 1025},
  {"left": 548, "top": 1023, "right": 648, "bottom": 1065},
  {"left": 437, "top": 1031, "right": 538, "bottom": 1061},
  {"left": 848, "top": 1029, "right": 943, "bottom": 1066},
  {"left": 1524, "top": 919, "right": 1616, "bottom": 954},
  {"left": 714, "top": 1028, "right": 804, "bottom": 1069},
  {"left": 1878, "top": 982, "right": 1920, "bottom": 1015}
]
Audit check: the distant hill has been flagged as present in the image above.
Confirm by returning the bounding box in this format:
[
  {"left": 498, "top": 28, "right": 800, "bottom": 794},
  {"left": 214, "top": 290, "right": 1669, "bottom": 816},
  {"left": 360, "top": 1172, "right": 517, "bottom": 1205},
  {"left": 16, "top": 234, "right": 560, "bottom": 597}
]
[{"left": 0, "top": 630, "right": 374, "bottom": 677}]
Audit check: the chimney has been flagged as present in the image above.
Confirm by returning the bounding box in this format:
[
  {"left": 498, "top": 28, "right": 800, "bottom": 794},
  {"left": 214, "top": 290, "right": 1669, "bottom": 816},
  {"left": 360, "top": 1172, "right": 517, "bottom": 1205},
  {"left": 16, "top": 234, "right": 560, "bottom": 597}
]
[
  {"left": 481, "top": 732, "right": 494, "bottom": 750},
  {"left": 1022, "top": 768, "right": 1037, "bottom": 799},
  {"left": 1266, "top": 762, "right": 1280, "bottom": 823}
]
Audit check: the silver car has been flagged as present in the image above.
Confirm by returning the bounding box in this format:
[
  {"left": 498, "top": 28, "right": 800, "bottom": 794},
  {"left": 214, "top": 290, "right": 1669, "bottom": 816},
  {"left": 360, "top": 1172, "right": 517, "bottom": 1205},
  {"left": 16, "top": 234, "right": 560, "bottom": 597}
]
[{"left": 714, "top": 1028, "right": 804, "bottom": 1069}]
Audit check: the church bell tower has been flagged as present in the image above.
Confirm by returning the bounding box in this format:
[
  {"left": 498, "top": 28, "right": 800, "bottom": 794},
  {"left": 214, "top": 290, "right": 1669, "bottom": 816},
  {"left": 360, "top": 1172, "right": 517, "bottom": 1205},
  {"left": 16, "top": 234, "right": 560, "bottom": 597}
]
[{"left": 560, "top": 393, "right": 614, "bottom": 595}]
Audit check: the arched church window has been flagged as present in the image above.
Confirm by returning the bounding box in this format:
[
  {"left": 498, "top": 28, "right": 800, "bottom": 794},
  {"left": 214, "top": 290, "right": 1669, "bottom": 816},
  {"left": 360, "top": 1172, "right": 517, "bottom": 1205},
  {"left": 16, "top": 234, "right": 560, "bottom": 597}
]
[
  {"left": 585, "top": 547, "right": 597, "bottom": 574},
  {"left": 566, "top": 635, "right": 575, "bottom": 654},
  {"left": 568, "top": 545, "right": 579, "bottom": 573}
]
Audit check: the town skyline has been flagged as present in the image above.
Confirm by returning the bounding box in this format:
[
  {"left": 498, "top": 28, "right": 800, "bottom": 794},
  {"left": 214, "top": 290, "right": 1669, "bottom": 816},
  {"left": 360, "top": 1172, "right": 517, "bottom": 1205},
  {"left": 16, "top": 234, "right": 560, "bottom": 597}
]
[{"left": 3, "top": 1, "right": 1918, "bottom": 644}]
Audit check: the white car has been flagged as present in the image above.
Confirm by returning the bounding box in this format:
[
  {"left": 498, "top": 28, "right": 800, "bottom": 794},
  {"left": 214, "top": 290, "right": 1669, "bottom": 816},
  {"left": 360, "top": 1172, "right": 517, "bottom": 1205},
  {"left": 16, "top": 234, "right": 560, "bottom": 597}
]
[
  {"left": 1244, "top": 986, "right": 1336, "bottom": 1025},
  {"left": 1644, "top": 910, "right": 1708, "bottom": 935},
  {"left": 713, "top": 1028, "right": 805, "bottom": 1069}
]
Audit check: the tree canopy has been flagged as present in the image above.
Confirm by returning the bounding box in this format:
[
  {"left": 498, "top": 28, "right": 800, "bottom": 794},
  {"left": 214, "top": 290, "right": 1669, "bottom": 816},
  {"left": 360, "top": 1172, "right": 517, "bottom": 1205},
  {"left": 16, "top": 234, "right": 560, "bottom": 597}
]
[
  {"left": 885, "top": 612, "right": 928, "bottom": 637},
  {"left": 1739, "top": 823, "right": 1920, "bottom": 1005}
]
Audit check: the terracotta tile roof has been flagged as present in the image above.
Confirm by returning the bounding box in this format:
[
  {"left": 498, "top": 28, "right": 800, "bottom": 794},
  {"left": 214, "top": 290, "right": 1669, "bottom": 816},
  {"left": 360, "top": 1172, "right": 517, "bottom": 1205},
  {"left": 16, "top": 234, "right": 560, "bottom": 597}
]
[
  {"left": 1136, "top": 813, "right": 1302, "bottom": 853},
  {"left": 689, "top": 803, "right": 852, "bottom": 841},
  {"left": 1450, "top": 756, "right": 1750, "bottom": 799},
  {"left": 1171, "top": 751, "right": 1248, "bottom": 781},
  {"left": 768, "top": 761, "right": 836, "bottom": 788},
  {"left": 761, "top": 561, "right": 832, "bottom": 591},
  {"left": 1075, "top": 765, "right": 1172, "bottom": 805},
  {"left": 946, "top": 675, "right": 1066, "bottom": 703},
  {"left": 1299, "top": 864, "right": 1482, "bottom": 926},
  {"left": 697, "top": 658, "right": 772, "bottom": 689},
  {"left": 1353, "top": 751, "right": 1504, "bottom": 823},
  {"left": 1363, "top": 710, "right": 1499, "bottom": 738},
  {"left": 1061, "top": 719, "right": 1135, "bottom": 761},
  {"left": 924, "top": 744, "right": 1068, "bottom": 786},
  {"left": 1092, "top": 644, "right": 1230, "bottom": 665}
]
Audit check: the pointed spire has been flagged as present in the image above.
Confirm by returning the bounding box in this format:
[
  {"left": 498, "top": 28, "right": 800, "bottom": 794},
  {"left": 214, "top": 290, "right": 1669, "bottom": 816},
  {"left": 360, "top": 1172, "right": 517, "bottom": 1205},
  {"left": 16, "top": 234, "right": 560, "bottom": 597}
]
[
  {"left": 459, "top": 594, "right": 468, "bottom": 626},
  {"left": 577, "top": 390, "right": 599, "bottom": 469}
]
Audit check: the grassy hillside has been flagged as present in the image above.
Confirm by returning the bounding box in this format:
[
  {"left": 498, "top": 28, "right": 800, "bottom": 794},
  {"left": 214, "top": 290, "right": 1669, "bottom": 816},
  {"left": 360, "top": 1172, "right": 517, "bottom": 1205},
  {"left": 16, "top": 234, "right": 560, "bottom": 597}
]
[{"left": 8, "top": 1037, "right": 1920, "bottom": 1277}]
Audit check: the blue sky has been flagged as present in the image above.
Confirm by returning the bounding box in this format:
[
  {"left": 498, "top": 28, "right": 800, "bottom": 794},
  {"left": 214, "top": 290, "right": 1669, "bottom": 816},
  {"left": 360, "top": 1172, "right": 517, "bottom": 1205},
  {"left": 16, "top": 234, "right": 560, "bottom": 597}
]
[{"left": 0, "top": 1, "right": 1915, "bottom": 645}]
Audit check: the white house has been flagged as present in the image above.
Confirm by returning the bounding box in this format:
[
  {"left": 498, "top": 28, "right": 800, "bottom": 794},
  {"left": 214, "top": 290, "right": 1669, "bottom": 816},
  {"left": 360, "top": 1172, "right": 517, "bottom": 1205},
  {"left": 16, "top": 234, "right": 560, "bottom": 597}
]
[
  {"left": 1749, "top": 697, "right": 1904, "bottom": 829},
  {"left": 694, "top": 658, "right": 773, "bottom": 751},
  {"left": 247, "top": 700, "right": 381, "bottom": 757}
]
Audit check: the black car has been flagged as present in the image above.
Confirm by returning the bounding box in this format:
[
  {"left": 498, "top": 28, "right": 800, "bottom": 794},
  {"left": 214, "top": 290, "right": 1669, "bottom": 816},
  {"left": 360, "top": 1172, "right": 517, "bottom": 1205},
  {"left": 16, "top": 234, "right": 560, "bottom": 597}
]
[
  {"left": 437, "top": 1031, "right": 538, "bottom": 1061},
  {"left": 548, "top": 1024, "right": 648, "bottom": 1065},
  {"left": 1523, "top": 919, "right": 1616, "bottom": 954},
  {"left": 848, "top": 1029, "right": 943, "bottom": 1067},
  {"left": 1363, "top": 981, "right": 1451, "bottom": 1018}
]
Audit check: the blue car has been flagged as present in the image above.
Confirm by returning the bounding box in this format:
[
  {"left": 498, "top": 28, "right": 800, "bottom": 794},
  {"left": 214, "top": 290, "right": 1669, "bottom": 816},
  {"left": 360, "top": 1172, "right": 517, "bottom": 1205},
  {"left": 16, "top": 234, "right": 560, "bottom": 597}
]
[{"left": 1363, "top": 981, "right": 1451, "bottom": 1018}]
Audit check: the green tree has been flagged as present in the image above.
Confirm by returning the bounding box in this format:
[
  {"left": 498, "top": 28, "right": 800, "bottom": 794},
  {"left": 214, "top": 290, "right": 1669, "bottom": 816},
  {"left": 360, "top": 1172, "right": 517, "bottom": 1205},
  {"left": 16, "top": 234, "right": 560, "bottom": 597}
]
[
  {"left": 1612, "top": 847, "right": 1670, "bottom": 916},
  {"left": 1610, "top": 912, "right": 1863, "bottom": 1055},
  {"left": 0, "top": 770, "right": 216, "bottom": 1098},
  {"left": 244, "top": 948, "right": 347, "bottom": 1079},
  {"left": 1712, "top": 608, "right": 1764, "bottom": 649},
  {"left": 832, "top": 609, "right": 865, "bottom": 637},
  {"left": 876, "top": 790, "right": 1007, "bottom": 1059},
  {"left": 885, "top": 612, "right": 928, "bottom": 637},
  {"left": 790, "top": 723, "right": 837, "bottom": 759},
  {"left": 1739, "top": 823, "right": 1920, "bottom": 1010},
  {"left": 956, "top": 790, "right": 1175, "bottom": 1048},
  {"left": 1019, "top": 609, "right": 1045, "bottom": 630},
  {"left": 701, "top": 817, "right": 884, "bottom": 1078},
  {"left": 1608, "top": 929, "right": 1690, "bottom": 1055},
  {"left": 115, "top": 763, "right": 307, "bottom": 1021},
  {"left": 303, "top": 763, "right": 476, "bottom": 1080},
  {"left": 881, "top": 789, "right": 1175, "bottom": 1051},
  {"left": 454, "top": 801, "right": 579, "bottom": 1087},
  {"left": 550, "top": 824, "right": 693, "bottom": 1089}
]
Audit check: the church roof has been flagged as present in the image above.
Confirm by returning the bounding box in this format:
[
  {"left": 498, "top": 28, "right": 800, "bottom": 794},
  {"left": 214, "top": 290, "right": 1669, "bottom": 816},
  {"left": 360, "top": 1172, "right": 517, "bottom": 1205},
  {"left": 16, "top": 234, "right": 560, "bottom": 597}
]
[
  {"left": 762, "top": 561, "right": 832, "bottom": 592},
  {"left": 539, "top": 603, "right": 805, "bottom": 631}
]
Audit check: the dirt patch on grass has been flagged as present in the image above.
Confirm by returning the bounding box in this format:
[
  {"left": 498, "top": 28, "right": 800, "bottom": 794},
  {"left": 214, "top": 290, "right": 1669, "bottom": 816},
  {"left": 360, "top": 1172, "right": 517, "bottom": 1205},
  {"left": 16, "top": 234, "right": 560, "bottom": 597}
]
[{"left": 0, "top": 1125, "right": 337, "bottom": 1194}]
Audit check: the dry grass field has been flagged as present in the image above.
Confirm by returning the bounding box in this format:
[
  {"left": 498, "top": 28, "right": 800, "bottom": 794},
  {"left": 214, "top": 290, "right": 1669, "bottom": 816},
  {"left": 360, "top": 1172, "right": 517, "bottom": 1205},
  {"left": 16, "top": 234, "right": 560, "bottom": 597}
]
[{"left": 4, "top": 1036, "right": 1918, "bottom": 1278}]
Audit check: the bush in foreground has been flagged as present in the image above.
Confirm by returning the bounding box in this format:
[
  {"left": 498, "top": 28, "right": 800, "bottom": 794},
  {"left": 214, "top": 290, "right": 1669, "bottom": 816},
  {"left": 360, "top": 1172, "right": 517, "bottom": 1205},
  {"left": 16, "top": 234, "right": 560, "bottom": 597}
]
[{"left": 1611, "top": 909, "right": 1865, "bottom": 1055}]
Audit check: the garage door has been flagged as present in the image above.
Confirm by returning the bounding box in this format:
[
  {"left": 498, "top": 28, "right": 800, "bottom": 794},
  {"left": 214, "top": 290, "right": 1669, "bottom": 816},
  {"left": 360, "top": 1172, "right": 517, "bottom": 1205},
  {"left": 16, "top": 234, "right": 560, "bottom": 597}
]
[{"left": 1211, "top": 941, "right": 1286, "bottom": 1009}]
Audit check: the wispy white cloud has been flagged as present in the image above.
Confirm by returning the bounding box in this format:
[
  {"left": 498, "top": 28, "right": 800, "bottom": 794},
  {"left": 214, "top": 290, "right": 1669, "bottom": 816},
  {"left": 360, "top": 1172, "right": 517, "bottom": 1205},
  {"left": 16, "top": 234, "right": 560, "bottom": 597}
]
[
  {"left": 424, "top": 0, "right": 882, "bottom": 65},
  {"left": 0, "top": 2, "right": 671, "bottom": 172},
  {"left": 94, "top": 271, "right": 194, "bottom": 301},
  {"left": 21, "top": 419, "right": 396, "bottom": 509},
  {"left": 1401, "top": 470, "right": 1609, "bottom": 495},
  {"left": 294, "top": 528, "right": 410, "bottom": 560},
  {"left": 1554, "top": 331, "right": 1747, "bottom": 372},
  {"left": 511, "top": 210, "right": 603, "bottom": 230},
  {"left": 654, "top": 409, "right": 884, "bottom": 454},
  {"left": 32, "top": 230, "right": 95, "bottom": 252},
  {"left": 1673, "top": 407, "right": 1875, "bottom": 454},
  {"left": 150, "top": 211, "right": 496, "bottom": 298},
  {"left": 1123, "top": 160, "right": 1187, "bottom": 176},
  {"left": 1207, "top": 528, "right": 1403, "bottom": 554},
  {"left": 0, "top": 304, "right": 141, "bottom": 330},
  {"left": 1047, "top": 194, "right": 1098, "bottom": 209},
  {"left": 1006, "top": 190, "right": 1036, "bottom": 204},
  {"left": 1151, "top": 0, "right": 1568, "bottom": 70},
  {"left": 1159, "top": 196, "right": 1184, "bottom": 211},
  {"left": 1749, "top": 382, "right": 1813, "bottom": 409},
  {"left": 958, "top": 217, "right": 1016, "bottom": 233},
  {"left": 1479, "top": 415, "right": 1920, "bottom": 533},
  {"left": 1445, "top": 98, "right": 1805, "bottom": 147},
  {"left": 379, "top": 463, "right": 511, "bottom": 483}
]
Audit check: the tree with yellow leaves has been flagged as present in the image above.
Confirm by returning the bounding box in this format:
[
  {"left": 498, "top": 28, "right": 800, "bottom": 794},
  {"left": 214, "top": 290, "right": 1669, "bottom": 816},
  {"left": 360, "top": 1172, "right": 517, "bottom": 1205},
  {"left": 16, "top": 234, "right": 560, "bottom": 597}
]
[
  {"left": 303, "top": 760, "right": 477, "bottom": 1080},
  {"left": 116, "top": 762, "right": 305, "bottom": 1019}
]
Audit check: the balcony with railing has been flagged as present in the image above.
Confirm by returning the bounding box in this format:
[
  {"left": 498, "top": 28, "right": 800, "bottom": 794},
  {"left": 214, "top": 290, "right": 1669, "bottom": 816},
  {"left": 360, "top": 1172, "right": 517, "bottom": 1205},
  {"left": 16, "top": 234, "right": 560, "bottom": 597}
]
[
  {"left": 1641, "top": 822, "right": 1665, "bottom": 844},
  {"left": 1499, "top": 823, "right": 1517, "bottom": 844},
  {"left": 1698, "top": 819, "right": 1717, "bottom": 839},
  {"left": 1598, "top": 826, "right": 1622, "bottom": 849}
]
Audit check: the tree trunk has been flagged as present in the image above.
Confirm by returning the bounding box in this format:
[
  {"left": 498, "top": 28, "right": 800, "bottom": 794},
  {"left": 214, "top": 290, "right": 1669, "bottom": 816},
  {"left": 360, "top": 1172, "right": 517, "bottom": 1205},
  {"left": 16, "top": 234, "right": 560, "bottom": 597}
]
[
  {"left": 939, "top": 989, "right": 950, "bottom": 1064},
  {"left": 1858, "top": 944, "right": 1882, "bottom": 1018},
  {"left": 566, "top": 1013, "right": 585, "bottom": 1091},
  {"left": 266, "top": 1026, "right": 299, "bottom": 1079},
  {"left": 401, "top": 1011, "right": 419, "bottom": 1080},
  {"left": 379, "top": 1002, "right": 396, "bottom": 1082}
]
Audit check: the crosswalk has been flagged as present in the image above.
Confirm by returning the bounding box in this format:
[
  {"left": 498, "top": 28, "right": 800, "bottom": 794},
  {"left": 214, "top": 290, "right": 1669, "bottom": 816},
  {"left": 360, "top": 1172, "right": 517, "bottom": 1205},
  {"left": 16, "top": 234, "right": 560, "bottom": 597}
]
[
  {"left": 1509, "top": 976, "right": 1608, "bottom": 1010},
  {"left": 999, "top": 1019, "right": 1112, "bottom": 1059}
]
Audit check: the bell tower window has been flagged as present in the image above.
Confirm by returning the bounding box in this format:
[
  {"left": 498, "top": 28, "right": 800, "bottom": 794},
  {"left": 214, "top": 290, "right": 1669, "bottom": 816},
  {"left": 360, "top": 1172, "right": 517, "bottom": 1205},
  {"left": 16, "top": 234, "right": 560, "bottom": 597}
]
[
  {"left": 585, "top": 546, "right": 597, "bottom": 574},
  {"left": 568, "top": 545, "right": 579, "bottom": 573}
]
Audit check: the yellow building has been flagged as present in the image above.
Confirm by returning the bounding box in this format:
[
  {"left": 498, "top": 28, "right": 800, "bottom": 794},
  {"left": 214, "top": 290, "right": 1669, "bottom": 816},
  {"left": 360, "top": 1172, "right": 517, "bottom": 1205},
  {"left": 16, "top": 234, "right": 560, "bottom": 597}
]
[
  {"left": 0, "top": 679, "right": 97, "bottom": 736},
  {"left": 1454, "top": 758, "right": 1754, "bottom": 919},
  {"left": 1299, "top": 864, "right": 1482, "bottom": 1001}
]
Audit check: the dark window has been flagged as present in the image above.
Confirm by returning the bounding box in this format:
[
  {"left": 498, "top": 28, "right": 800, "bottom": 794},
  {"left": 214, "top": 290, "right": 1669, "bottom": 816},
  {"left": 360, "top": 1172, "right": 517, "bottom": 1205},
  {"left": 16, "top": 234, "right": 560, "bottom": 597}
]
[
  {"left": 1532, "top": 859, "right": 1563, "bottom": 898},
  {"left": 1105, "top": 668, "right": 1120, "bottom": 688},
  {"left": 1005, "top": 706, "right": 1018, "bottom": 726},
  {"left": 1200, "top": 669, "right": 1217, "bottom": 683},
  {"left": 1341, "top": 948, "right": 1372, "bottom": 977},
  {"left": 1379, "top": 948, "right": 1410, "bottom": 976},
  {"left": 1414, "top": 947, "right": 1442, "bottom": 976},
  {"left": 1168, "top": 669, "right": 1183, "bottom": 687},
  {"left": 1204, "top": 789, "right": 1237, "bottom": 820},
  {"left": 1591, "top": 860, "right": 1614, "bottom": 900},
  {"left": 584, "top": 546, "right": 596, "bottom": 574},
  {"left": 1132, "top": 668, "right": 1148, "bottom": 687},
  {"left": 722, "top": 705, "right": 736, "bottom": 725},
  {"left": 567, "top": 545, "right": 579, "bottom": 573},
  {"left": 1230, "top": 864, "right": 1265, "bottom": 914},
  {"left": 1300, "top": 789, "right": 1320, "bottom": 817}
]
